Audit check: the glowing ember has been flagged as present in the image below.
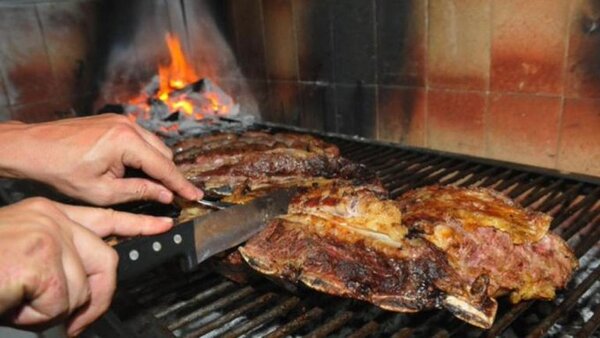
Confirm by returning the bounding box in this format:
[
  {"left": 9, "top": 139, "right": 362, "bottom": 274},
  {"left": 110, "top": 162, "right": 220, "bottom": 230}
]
[{"left": 125, "top": 32, "right": 240, "bottom": 132}]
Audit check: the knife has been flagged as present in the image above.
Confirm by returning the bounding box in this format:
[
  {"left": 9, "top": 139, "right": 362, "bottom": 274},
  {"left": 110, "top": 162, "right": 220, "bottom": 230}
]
[{"left": 115, "top": 188, "right": 297, "bottom": 281}]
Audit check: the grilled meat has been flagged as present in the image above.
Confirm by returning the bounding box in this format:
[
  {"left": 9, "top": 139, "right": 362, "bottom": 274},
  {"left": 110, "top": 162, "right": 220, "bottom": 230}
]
[
  {"left": 173, "top": 131, "right": 376, "bottom": 196},
  {"left": 239, "top": 182, "right": 498, "bottom": 328},
  {"left": 397, "top": 185, "right": 578, "bottom": 303}
]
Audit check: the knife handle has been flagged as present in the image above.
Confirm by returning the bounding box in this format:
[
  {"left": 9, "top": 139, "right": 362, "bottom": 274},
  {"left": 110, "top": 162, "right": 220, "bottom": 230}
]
[{"left": 115, "top": 221, "right": 198, "bottom": 281}]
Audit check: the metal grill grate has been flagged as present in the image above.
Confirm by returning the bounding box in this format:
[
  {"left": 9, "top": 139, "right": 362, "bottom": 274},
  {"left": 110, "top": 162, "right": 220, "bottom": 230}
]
[{"left": 96, "top": 130, "right": 600, "bottom": 338}]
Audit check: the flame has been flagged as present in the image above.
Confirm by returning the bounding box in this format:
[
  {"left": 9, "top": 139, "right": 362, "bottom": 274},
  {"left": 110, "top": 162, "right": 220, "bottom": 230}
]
[{"left": 127, "top": 32, "right": 236, "bottom": 124}]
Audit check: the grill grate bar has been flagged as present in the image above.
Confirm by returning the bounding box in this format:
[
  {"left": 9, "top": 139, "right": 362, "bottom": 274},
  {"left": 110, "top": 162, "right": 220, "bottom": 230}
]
[
  {"left": 574, "top": 212, "right": 600, "bottom": 258},
  {"left": 264, "top": 307, "right": 325, "bottom": 338},
  {"left": 559, "top": 202, "right": 600, "bottom": 240},
  {"left": 494, "top": 172, "right": 531, "bottom": 192},
  {"left": 182, "top": 292, "right": 277, "bottom": 338},
  {"left": 525, "top": 265, "right": 600, "bottom": 338},
  {"left": 506, "top": 175, "right": 549, "bottom": 200},
  {"left": 166, "top": 286, "right": 255, "bottom": 330},
  {"left": 390, "top": 160, "right": 470, "bottom": 196},
  {"left": 479, "top": 169, "right": 515, "bottom": 188},
  {"left": 539, "top": 183, "right": 584, "bottom": 214},
  {"left": 484, "top": 301, "right": 533, "bottom": 338},
  {"left": 154, "top": 281, "right": 234, "bottom": 319},
  {"left": 349, "top": 147, "right": 399, "bottom": 164},
  {"left": 402, "top": 162, "right": 471, "bottom": 191},
  {"left": 305, "top": 310, "right": 355, "bottom": 338},
  {"left": 136, "top": 272, "right": 212, "bottom": 305},
  {"left": 551, "top": 187, "right": 600, "bottom": 230},
  {"left": 457, "top": 166, "right": 499, "bottom": 187},
  {"left": 439, "top": 163, "right": 483, "bottom": 185},
  {"left": 346, "top": 320, "right": 380, "bottom": 338},
  {"left": 220, "top": 296, "right": 300, "bottom": 338},
  {"left": 376, "top": 154, "right": 432, "bottom": 181},
  {"left": 521, "top": 179, "right": 564, "bottom": 208},
  {"left": 384, "top": 157, "right": 450, "bottom": 188},
  {"left": 575, "top": 304, "right": 600, "bottom": 338}
]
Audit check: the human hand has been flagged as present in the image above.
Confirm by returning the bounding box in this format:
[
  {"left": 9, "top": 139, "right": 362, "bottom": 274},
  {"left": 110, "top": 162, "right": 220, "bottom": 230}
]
[
  {"left": 0, "top": 114, "right": 202, "bottom": 205},
  {"left": 0, "top": 197, "right": 174, "bottom": 336}
]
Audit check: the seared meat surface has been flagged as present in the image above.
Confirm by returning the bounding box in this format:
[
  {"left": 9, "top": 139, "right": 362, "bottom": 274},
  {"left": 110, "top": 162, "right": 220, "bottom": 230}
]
[
  {"left": 239, "top": 182, "right": 498, "bottom": 328},
  {"left": 239, "top": 183, "right": 578, "bottom": 329},
  {"left": 173, "top": 131, "right": 376, "bottom": 196},
  {"left": 398, "top": 185, "right": 578, "bottom": 303}
]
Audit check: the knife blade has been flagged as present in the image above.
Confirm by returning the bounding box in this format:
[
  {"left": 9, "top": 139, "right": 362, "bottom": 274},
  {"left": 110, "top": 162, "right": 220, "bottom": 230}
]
[{"left": 115, "top": 188, "right": 297, "bottom": 281}]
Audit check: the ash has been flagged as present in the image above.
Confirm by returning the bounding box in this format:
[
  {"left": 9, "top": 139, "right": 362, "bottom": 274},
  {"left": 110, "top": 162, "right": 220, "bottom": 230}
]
[
  {"left": 546, "top": 242, "right": 600, "bottom": 337},
  {"left": 117, "top": 76, "right": 256, "bottom": 139}
]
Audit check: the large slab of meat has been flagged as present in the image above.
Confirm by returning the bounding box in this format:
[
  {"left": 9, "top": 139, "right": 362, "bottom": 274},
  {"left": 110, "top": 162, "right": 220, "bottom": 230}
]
[
  {"left": 238, "top": 183, "right": 578, "bottom": 329},
  {"left": 173, "top": 131, "right": 577, "bottom": 329},
  {"left": 173, "top": 131, "right": 375, "bottom": 198}
]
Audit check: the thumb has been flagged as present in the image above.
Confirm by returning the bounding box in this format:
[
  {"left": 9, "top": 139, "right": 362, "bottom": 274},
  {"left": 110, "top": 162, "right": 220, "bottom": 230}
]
[{"left": 110, "top": 178, "right": 175, "bottom": 204}]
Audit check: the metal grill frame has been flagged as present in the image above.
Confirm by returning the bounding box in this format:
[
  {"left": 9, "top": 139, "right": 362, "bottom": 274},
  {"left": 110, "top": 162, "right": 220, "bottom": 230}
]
[{"left": 85, "top": 123, "right": 600, "bottom": 338}]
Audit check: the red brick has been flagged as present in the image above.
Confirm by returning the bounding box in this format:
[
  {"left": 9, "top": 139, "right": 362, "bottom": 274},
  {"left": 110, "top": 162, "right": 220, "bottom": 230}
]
[
  {"left": 428, "top": 0, "right": 491, "bottom": 90},
  {"left": 487, "top": 93, "right": 561, "bottom": 168},
  {"left": 557, "top": 98, "right": 600, "bottom": 176},
  {"left": 565, "top": 0, "right": 600, "bottom": 98},
  {"left": 491, "top": 0, "right": 569, "bottom": 94},
  {"left": 0, "top": 4, "right": 54, "bottom": 105},
  {"left": 264, "top": 81, "right": 300, "bottom": 125},
  {"left": 427, "top": 89, "right": 486, "bottom": 156},
  {"left": 0, "top": 106, "right": 10, "bottom": 121},
  {"left": 263, "top": 0, "right": 298, "bottom": 80},
  {"left": 378, "top": 86, "right": 426, "bottom": 147},
  {"left": 37, "top": 1, "right": 99, "bottom": 101},
  {"left": 228, "top": 0, "right": 266, "bottom": 80},
  {"left": 377, "top": 0, "right": 426, "bottom": 86},
  {"left": 10, "top": 97, "right": 74, "bottom": 123},
  {"left": 0, "top": 76, "right": 7, "bottom": 107}
]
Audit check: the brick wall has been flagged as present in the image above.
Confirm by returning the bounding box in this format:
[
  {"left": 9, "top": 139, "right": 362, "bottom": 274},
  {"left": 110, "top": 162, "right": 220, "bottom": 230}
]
[
  {"left": 224, "top": 0, "right": 600, "bottom": 177},
  {"left": 0, "top": 0, "right": 597, "bottom": 177}
]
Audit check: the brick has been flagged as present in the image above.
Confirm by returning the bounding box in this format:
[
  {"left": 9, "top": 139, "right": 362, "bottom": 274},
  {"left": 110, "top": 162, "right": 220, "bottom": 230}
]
[
  {"left": 487, "top": 93, "right": 561, "bottom": 168},
  {"left": 228, "top": 0, "right": 266, "bottom": 80},
  {"left": 299, "top": 83, "right": 335, "bottom": 131},
  {"left": 263, "top": 0, "right": 298, "bottom": 81},
  {"left": 0, "top": 76, "right": 7, "bottom": 107},
  {"left": 332, "top": 0, "right": 376, "bottom": 84},
  {"left": 264, "top": 81, "right": 301, "bottom": 125},
  {"left": 565, "top": 0, "right": 600, "bottom": 98},
  {"left": 427, "top": 89, "right": 486, "bottom": 156},
  {"left": 377, "top": 0, "right": 426, "bottom": 86},
  {"left": 557, "top": 98, "right": 600, "bottom": 176},
  {"left": 37, "top": 0, "right": 99, "bottom": 102},
  {"left": 293, "top": 0, "right": 334, "bottom": 82},
  {"left": 428, "top": 0, "right": 490, "bottom": 90},
  {"left": 378, "top": 86, "right": 426, "bottom": 147},
  {"left": 334, "top": 84, "right": 376, "bottom": 138},
  {"left": 491, "top": 0, "right": 569, "bottom": 94},
  {"left": 0, "top": 106, "right": 10, "bottom": 121},
  {"left": 10, "top": 97, "right": 73, "bottom": 123},
  {"left": 0, "top": 4, "right": 54, "bottom": 105}
]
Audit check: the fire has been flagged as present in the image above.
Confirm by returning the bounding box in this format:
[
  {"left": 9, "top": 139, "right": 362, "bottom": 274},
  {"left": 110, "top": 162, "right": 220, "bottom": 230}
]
[{"left": 127, "top": 33, "right": 237, "bottom": 121}]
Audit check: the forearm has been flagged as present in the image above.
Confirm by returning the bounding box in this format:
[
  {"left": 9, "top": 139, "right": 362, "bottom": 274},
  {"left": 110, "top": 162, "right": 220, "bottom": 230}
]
[{"left": 0, "top": 121, "right": 32, "bottom": 179}]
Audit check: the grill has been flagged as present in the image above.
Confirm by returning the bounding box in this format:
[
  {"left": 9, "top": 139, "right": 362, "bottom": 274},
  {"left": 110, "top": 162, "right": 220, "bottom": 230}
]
[{"left": 84, "top": 125, "right": 600, "bottom": 338}]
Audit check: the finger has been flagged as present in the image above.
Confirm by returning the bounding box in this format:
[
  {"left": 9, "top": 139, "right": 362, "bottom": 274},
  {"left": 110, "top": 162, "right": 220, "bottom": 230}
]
[
  {"left": 66, "top": 227, "right": 118, "bottom": 336},
  {"left": 129, "top": 121, "right": 173, "bottom": 160},
  {"left": 108, "top": 177, "right": 176, "bottom": 204},
  {"left": 122, "top": 144, "right": 203, "bottom": 201},
  {"left": 54, "top": 203, "right": 174, "bottom": 238}
]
